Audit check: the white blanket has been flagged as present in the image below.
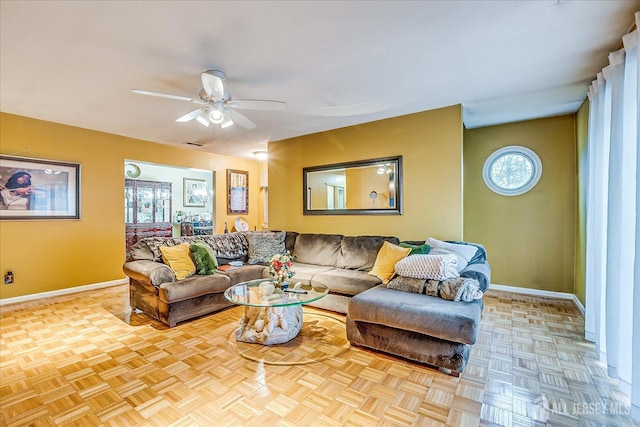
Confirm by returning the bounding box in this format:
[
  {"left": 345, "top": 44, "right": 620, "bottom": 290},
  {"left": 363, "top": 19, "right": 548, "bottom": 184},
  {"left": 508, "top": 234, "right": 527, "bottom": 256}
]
[{"left": 394, "top": 254, "right": 459, "bottom": 281}]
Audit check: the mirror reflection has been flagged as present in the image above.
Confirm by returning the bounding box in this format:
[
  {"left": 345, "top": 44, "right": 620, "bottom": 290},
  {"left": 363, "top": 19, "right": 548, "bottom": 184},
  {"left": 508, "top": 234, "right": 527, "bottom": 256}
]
[{"left": 303, "top": 156, "right": 402, "bottom": 215}]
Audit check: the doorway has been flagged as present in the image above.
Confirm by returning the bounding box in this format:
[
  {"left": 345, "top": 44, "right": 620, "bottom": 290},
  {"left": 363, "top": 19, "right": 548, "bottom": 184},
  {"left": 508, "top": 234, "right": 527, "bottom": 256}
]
[{"left": 124, "top": 160, "right": 214, "bottom": 255}]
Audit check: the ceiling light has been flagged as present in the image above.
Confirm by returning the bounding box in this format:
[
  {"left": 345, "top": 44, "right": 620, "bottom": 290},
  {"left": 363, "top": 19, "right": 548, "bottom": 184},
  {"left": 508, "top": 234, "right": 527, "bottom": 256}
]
[
  {"left": 253, "top": 151, "right": 268, "bottom": 160},
  {"left": 208, "top": 109, "right": 224, "bottom": 124}
]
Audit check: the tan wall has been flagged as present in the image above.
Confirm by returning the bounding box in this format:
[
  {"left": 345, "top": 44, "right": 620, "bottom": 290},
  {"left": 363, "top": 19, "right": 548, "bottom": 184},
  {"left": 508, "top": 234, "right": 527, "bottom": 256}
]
[
  {"left": 464, "top": 115, "right": 577, "bottom": 293},
  {"left": 268, "top": 105, "right": 464, "bottom": 241},
  {"left": 0, "top": 113, "right": 261, "bottom": 299},
  {"left": 574, "top": 101, "right": 589, "bottom": 304}
]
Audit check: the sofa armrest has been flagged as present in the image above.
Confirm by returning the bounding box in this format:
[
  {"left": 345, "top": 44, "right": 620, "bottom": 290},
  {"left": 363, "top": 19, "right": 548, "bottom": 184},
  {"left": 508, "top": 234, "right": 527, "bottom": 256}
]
[
  {"left": 461, "top": 261, "right": 491, "bottom": 292},
  {"left": 123, "top": 260, "right": 175, "bottom": 287}
]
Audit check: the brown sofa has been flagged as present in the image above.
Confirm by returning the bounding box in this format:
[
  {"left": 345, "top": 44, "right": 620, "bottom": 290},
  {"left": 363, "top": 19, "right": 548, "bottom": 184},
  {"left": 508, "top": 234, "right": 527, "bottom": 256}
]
[
  {"left": 123, "top": 233, "right": 266, "bottom": 327},
  {"left": 123, "top": 231, "right": 490, "bottom": 375}
]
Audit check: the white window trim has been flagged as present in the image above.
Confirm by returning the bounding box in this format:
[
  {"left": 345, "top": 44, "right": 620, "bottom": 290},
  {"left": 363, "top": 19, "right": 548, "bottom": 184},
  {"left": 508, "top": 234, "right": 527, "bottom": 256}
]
[{"left": 482, "top": 145, "right": 542, "bottom": 196}]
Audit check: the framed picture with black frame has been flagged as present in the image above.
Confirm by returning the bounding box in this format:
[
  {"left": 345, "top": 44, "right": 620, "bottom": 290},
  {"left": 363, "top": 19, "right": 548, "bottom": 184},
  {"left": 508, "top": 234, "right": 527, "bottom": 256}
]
[{"left": 0, "top": 155, "right": 81, "bottom": 220}]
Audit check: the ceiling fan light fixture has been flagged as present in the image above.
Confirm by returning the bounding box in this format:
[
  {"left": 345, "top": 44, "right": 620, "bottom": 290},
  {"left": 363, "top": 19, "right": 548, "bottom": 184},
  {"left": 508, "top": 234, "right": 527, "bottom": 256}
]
[
  {"left": 209, "top": 108, "right": 224, "bottom": 124},
  {"left": 220, "top": 117, "right": 234, "bottom": 128}
]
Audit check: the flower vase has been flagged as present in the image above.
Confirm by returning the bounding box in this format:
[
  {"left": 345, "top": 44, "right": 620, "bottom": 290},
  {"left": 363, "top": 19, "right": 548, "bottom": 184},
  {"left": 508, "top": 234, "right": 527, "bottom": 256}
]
[{"left": 273, "top": 276, "right": 288, "bottom": 290}]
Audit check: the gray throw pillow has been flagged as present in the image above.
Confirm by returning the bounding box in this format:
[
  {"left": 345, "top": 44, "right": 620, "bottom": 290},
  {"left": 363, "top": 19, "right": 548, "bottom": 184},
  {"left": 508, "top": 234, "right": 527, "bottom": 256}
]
[{"left": 246, "top": 231, "right": 286, "bottom": 264}]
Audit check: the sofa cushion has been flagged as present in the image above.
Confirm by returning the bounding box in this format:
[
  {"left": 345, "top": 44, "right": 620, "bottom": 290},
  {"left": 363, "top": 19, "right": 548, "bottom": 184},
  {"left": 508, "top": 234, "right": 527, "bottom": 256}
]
[
  {"left": 368, "top": 241, "right": 411, "bottom": 284},
  {"left": 159, "top": 273, "right": 231, "bottom": 303},
  {"left": 336, "top": 235, "right": 401, "bottom": 271},
  {"left": 311, "top": 268, "right": 382, "bottom": 296},
  {"left": 218, "top": 264, "right": 268, "bottom": 285},
  {"left": 293, "top": 234, "right": 343, "bottom": 266},
  {"left": 159, "top": 243, "right": 196, "bottom": 280},
  {"left": 348, "top": 285, "right": 482, "bottom": 345},
  {"left": 190, "top": 241, "right": 218, "bottom": 275},
  {"left": 245, "top": 231, "right": 286, "bottom": 264},
  {"left": 285, "top": 262, "right": 336, "bottom": 284}
]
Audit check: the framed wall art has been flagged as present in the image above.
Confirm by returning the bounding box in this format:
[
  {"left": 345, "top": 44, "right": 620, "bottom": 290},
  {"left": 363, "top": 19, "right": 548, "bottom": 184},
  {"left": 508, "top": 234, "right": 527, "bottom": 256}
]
[
  {"left": 227, "top": 169, "right": 248, "bottom": 214},
  {"left": 183, "top": 178, "right": 206, "bottom": 207},
  {"left": 0, "top": 155, "right": 80, "bottom": 220}
]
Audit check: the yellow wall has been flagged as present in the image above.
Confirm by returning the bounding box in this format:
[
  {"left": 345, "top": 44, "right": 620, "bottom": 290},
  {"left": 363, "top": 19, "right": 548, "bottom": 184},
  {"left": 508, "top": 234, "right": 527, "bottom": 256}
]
[
  {"left": 574, "top": 101, "right": 589, "bottom": 304},
  {"left": 0, "top": 113, "right": 261, "bottom": 299},
  {"left": 268, "top": 105, "right": 463, "bottom": 241},
  {"left": 1, "top": 107, "right": 584, "bottom": 299},
  {"left": 256, "top": 158, "right": 268, "bottom": 229},
  {"left": 464, "top": 115, "right": 576, "bottom": 293}
]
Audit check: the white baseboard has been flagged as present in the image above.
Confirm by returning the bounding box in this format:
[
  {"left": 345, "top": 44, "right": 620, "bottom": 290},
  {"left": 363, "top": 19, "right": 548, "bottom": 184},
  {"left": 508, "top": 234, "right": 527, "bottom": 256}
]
[
  {"left": 0, "top": 278, "right": 128, "bottom": 306},
  {"left": 489, "top": 283, "right": 585, "bottom": 315}
]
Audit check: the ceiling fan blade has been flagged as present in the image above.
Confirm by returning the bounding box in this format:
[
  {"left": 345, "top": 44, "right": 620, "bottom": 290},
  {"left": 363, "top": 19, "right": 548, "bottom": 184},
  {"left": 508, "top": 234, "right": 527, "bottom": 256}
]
[
  {"left": 131, "top": 89, "right": 195, "bottom": 102},
  {"left": 196, "top": 110, "right": 210, "bottom": 127},
  {"left": 176, "top": 108, "right": 202, "bottom": 122},
  {"left": 227, "top": 109, "right": 256, "bottom": 129},
  {"left": 227, "top": 99, "right": 287, "bottom": 111},
  {"left": 201, "top": 71, "right": 225, "bottom": 100}
]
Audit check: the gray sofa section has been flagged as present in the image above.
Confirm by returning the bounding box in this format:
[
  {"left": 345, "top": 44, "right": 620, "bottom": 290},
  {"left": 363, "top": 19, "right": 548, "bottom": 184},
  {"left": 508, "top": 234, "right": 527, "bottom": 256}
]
[
  {"left": 346, "top": 286, "right": 483, "bottom": 375},
  {"left": 122, "top": 231, "right": 490, "bottom": 375},
  {"left": 345, "top": 241, "right": 489, "bottom": 376},
  {"left": 282, "top": 233, "right": 400, "bottom": 313}
]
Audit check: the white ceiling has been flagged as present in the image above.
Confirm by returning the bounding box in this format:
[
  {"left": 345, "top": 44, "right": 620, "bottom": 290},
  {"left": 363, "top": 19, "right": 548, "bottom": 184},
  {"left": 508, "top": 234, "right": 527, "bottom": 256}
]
[{"left": 1, "top": 1, "right": 638, "bottom": 158}]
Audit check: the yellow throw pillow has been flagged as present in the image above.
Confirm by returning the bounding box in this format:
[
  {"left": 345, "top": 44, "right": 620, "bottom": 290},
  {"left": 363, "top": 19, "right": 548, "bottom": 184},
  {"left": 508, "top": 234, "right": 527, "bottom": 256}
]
[
  {"left": 160, "top": 243, "right": 196, "bottom": 280},
  {"left": 368, "top": 241, "right": 412, "bottom": 284}
]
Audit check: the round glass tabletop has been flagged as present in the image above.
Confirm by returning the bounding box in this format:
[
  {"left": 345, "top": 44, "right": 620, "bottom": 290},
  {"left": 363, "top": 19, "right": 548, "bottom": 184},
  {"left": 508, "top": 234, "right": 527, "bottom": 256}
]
[{"left": 224, "top": 279, "right": 329, "bottom": 308}]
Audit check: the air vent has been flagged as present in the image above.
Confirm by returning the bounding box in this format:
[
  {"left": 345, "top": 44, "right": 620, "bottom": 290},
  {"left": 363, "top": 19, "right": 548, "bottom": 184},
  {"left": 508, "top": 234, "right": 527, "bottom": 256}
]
[{"left": 185, "top": 141, "right": 204, "bottom": 147}]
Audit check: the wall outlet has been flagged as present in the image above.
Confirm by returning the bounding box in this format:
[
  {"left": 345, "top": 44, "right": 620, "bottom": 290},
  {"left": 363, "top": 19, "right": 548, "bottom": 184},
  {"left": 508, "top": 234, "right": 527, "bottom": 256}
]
[{"left": 4, "top": 271, "right": 14, "bottom": 285}]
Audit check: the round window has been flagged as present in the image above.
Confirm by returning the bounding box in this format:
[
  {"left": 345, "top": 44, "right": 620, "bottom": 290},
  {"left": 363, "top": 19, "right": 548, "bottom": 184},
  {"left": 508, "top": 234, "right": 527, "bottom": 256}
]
[{"left": 482, "top": 146, "right": 542, "bottom": 196}]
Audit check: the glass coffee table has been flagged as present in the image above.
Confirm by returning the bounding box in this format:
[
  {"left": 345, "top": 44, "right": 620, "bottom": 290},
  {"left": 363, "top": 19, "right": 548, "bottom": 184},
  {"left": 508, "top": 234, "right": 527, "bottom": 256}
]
[{"left": 224, "top": 279, "right": 329, "bottom": 345}]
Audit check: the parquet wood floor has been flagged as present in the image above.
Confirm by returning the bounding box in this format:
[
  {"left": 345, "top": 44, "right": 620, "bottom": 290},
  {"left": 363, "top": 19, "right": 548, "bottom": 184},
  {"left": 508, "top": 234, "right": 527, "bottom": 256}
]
[{"left": 1, "top": 285, "right": 638, "bottom": 427}]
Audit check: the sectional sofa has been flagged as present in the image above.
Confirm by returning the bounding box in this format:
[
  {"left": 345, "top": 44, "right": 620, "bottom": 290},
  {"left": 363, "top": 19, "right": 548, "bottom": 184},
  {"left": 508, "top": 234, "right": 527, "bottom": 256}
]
[{"left": 123, "top": 231, "right": 490, "bottom": 375}]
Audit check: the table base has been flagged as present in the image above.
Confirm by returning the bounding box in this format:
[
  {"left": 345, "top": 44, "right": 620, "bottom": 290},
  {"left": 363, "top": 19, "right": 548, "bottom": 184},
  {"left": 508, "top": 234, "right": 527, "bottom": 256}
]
[{"left": 235, "top": 305, "right": 303, "bottom": 344}]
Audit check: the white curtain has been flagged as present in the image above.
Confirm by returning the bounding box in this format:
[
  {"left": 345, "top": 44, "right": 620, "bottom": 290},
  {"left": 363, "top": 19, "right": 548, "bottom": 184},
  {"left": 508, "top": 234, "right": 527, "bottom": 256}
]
[{"left": 585, "top": 11, "right": 639, "bottom": 421}]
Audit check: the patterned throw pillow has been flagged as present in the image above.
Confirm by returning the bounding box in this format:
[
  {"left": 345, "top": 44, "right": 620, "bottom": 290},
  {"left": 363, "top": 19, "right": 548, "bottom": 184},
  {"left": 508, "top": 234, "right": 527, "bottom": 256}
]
[
  {"left": 246, "top": 231, "right": 286, "bottom": 264},
  {"left": 394, "top": 254, "right": 459, "bottom": 281}
]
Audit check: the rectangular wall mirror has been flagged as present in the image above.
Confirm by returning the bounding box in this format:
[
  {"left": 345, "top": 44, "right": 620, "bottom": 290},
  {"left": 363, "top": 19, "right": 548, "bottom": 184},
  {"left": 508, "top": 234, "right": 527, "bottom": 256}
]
[{"left": 303, "top": 156, "right": 403, "bottom": 215}]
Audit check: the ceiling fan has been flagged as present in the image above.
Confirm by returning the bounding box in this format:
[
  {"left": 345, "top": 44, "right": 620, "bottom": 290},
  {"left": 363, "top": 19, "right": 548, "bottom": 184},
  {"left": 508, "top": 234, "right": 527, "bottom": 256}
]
[{"left": 132, "top": 70, "right": 286, "bottom": 129}]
